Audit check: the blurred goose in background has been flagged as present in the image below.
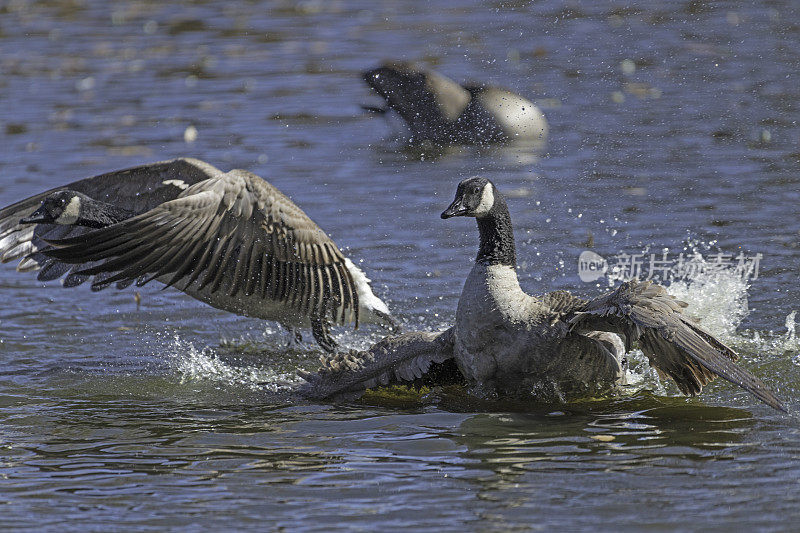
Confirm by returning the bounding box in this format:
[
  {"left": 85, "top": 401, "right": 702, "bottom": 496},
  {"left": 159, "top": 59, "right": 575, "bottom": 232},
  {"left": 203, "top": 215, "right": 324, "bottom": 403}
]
[
  {"left": 0, "top": 158, "right": 398, "bottom": 352},
  {"left": 362, "top": 61, "right": 548, "bottom": 144},
  {"left": 301, "top": 177, "right": 785, "bottom": 412}
]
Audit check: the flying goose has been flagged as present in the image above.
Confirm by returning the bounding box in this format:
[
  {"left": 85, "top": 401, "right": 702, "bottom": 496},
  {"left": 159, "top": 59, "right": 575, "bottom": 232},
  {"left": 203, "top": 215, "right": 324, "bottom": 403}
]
[
  {"left": 0, "top": 158, "right": 398, "bottom": 351},
  {"left": 301, "top": 177, "right": 786, "bottom": 412},
  {"left": 362, "top": 61, "right": 548, "bottom": 144}
]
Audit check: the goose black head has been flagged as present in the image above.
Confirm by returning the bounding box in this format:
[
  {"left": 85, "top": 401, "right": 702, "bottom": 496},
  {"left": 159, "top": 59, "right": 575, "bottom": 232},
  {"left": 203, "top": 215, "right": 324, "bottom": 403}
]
[
  {"left": 441, "top": 177, "right": 495, "bottom": 219},
  {"left": 20, "top": 190, "right": 85, "bottom": 225}
]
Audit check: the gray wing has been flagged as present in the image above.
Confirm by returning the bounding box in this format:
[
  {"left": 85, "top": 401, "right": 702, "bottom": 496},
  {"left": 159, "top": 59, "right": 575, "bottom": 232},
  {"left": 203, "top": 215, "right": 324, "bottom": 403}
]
[
  {"left": 42, "top": 169, "right": 360, "bottom": 325},
  {"left": 540, "top": 289, "right": 588, "bottom": 315},
  {"left": 0, "top": 158, "right": 224, "bottom": 287},
  {"left": 566, "top": 280, "right": 785, "bottom": 411},
  {"left": 298, "top": 327, "right": 457, "bottom": 401}
]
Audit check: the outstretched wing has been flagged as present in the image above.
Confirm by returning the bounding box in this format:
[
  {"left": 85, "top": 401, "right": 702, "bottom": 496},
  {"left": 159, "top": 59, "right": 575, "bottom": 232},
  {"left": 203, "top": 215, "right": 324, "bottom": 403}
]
[
  {"left": 298, "top": 328, "right": 457, "bottom": 401},
  {"left": 42, "top": 169, "right": 360, "bottom": 325},
  {"left": 566, "top": 280, "right": 785, "bottom": 411},
  {"left": 0, "top": 158, "right": 224, "bottom": 286}
]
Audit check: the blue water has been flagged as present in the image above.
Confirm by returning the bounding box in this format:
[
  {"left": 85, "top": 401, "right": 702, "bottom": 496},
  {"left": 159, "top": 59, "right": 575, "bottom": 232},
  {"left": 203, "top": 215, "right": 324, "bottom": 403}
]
[{"left": 1, "top": 1, "right": 800, "bottom": 530}]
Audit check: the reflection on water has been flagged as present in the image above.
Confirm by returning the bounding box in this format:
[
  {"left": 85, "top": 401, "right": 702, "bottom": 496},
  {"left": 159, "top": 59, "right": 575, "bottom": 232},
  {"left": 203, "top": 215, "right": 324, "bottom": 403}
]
[
  {"left": 392, "top": 139, "right": 546, "bottom": 165},
  {"left": 3, "top": 392, "right": 792, "bottom": 530},
  {"left": 2, "top": 0, "right": 800, "bottom": 529},
  {"left": 457, "top": 405, "right": 754, "bottom": 478}
]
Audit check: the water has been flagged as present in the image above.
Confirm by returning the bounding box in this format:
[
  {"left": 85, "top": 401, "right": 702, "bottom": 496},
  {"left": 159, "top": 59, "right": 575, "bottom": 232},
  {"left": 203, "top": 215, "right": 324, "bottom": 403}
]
[{"left": 2, "top": 0, "right": 800, "bottom": 530}]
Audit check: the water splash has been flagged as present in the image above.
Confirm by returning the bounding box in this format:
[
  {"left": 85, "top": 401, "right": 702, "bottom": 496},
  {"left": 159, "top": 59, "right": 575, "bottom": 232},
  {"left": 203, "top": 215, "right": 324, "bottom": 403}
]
[
  {"left": 786, "top": 311, "right": 797, "bottom": 343},
  {"left": 154, "top": 246, "right": 796, "bottom": 400},
  {"left": 165, "top": 334, "right": 301, "bottom": 392},
  {"left": 662, "top": 256, "right": 751, "bottom": 343},
  {"left": 615, "top": 251, "right": 798, "bottom": 392}
]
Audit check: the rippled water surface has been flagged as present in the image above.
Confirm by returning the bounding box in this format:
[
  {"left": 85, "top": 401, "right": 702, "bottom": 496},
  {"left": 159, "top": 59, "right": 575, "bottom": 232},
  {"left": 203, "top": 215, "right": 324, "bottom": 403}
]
[{"left": 2, "top": 1, "right": 800, "bottom": 530}]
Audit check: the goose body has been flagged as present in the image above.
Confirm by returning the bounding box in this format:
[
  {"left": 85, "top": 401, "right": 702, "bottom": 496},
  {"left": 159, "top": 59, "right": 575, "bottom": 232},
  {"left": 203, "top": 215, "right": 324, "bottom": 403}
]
[
  {"left": 302, "top": 178, "right": 785, "bottom": 412},
  {"left": 0, "top": 158, "right": 397, "bottom": 351},
  {"left": 443, "top": 179, "right": 623, "bottom": 397},
  {"left": 362, "top": 61, "right": 548, "bottom": 144}
]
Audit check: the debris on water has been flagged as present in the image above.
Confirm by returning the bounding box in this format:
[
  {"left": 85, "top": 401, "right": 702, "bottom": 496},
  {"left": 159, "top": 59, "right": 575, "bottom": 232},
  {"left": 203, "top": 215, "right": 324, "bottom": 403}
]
[
  {"left": 75, "top": 76, "right": 95, "bottom": 92},
  {"left": 625, "top": 186, "right": 647, "bottom": 196},
  {"left": 620, "top": 59, "right": 636, "bottom": 75},
  {"left": 134, "top": 291, "right": 141, "bottom": 310},
  {"left": 5, "top": 123, "right": 27, "bottom": 135},
  {"left": 583, "top": 230, "right": 594, "bottom": 248},
  {"left": 624, "top": 82, "right": 662, "bottom": 99},
  {"left": 184, "top": 125, "right": 198, "bottom": 143},
  {"left": 504, "top": 187, "right": 533, "bottom": 198}
]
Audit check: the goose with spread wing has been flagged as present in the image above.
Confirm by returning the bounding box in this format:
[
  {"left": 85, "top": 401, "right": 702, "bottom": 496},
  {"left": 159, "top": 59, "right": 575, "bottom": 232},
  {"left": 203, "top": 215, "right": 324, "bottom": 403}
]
[
  {"left": 362, "top": 61, "right": 548, "bottom": 144},
  {"left": 0, "top": 158, "right": 398, "bottom": 351},
  {"left": 301, "top": 177, "right": 786, "bottom": 411}
]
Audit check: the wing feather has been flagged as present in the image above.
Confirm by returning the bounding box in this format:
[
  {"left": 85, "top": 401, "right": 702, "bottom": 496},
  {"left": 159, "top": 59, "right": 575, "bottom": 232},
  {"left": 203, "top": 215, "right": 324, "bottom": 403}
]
[
  {"left": 568, "top": 279, "right": 785, "bottom": 411},
  {"left": 298, "top": 328, "right": 457, "bottom": 401},
  {"left": 0, "top": 158, "right": 222, "bottom": 279},
  {"left": 39, "top": 168, "right": 360, "bottom": 325}
]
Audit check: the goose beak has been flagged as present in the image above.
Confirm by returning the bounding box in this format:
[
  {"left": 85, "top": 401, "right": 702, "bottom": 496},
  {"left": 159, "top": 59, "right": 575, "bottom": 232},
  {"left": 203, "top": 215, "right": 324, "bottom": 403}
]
[
  {"left": 441, "top": 198, "right": 467, "bottom": 219},
  {"left": 20, "top": 207, "right": 49, "bottom": 225}
]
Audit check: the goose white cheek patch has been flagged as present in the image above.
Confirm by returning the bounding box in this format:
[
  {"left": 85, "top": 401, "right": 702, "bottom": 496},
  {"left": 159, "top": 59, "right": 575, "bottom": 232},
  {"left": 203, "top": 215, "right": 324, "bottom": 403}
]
[
  {"left": 56, "top": 196, "right": 81, "bottom": 225},
  {"left": 472, "top": 184, "right": 494, "bottom": 217}
]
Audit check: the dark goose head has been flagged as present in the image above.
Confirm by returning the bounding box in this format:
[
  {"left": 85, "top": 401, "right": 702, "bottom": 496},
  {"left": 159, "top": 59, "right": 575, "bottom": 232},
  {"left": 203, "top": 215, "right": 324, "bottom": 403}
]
[
  {"left": 442, "top": 177, "right": 515, "bottom": 267},
  {"left": 20, "top": 190, "right": 87, "bottom": 225},
  {"left": 20, "top": 190, "right": 132, "bottom": 229}
]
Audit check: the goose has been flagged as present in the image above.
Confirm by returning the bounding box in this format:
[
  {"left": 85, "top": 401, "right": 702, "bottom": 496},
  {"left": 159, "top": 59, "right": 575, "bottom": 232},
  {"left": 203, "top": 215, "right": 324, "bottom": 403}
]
[
  {"left": 362, "top": 61, "right": 548, "bottom": 144},
  {"left": 0, "top": 158, "right": 398, "bottom": 351},
  {"left": 300, "top": 177, "right": 786, "bottom": 412}
]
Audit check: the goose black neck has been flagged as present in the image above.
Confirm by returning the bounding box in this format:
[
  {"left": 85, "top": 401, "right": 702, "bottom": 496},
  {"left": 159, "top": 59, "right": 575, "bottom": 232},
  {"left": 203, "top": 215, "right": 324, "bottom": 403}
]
[
  {"left": 78, "top": 200, "right": 134, "bottom": 229},
  {"left": 475, "top": 195, "right": 516, "bottom": 267}
]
